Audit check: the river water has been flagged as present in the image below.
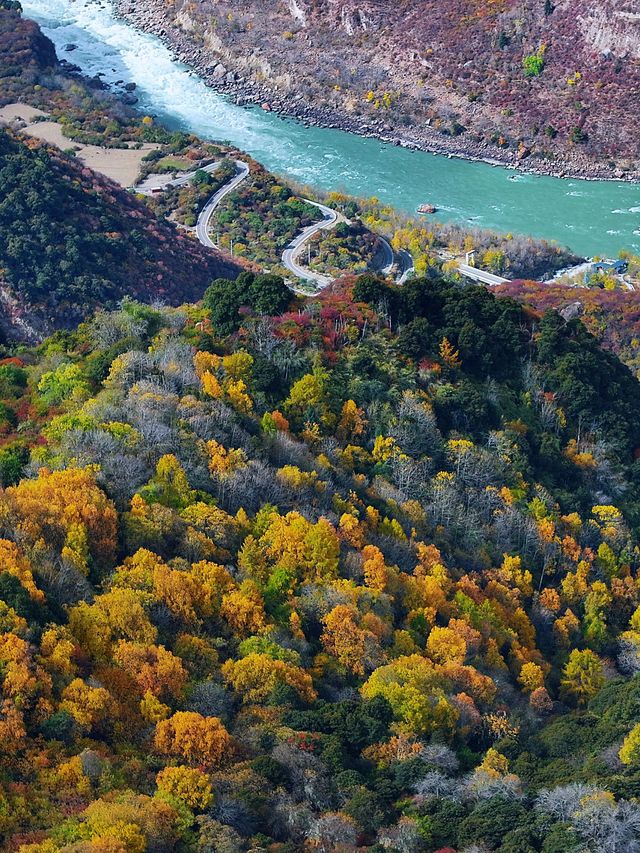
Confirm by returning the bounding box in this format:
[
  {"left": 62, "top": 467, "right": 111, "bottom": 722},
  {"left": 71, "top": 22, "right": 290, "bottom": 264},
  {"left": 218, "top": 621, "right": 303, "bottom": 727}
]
[{"left": 21, "top": 0, "right": 640, "bottom": 258}]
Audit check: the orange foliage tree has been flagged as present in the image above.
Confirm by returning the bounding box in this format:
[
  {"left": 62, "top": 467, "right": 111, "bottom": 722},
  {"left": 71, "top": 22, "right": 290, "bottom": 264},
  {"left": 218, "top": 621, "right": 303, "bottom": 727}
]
[
  {"left": 154, "top": 711, "right": 234, "bottom": 768},
  {"left": 1, "top": 467, "right": 117, "bottom": 576}
]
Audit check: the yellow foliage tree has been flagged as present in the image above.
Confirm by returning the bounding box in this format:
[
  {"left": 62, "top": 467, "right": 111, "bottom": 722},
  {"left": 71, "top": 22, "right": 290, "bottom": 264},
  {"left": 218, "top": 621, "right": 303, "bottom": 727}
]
[
  {"left": 479, "top": 747, "right": 510, "bottom": 777},
  {"left": 80, "top": 793, "right": 178, "bottom": 852},
  {"left": 190, "top": 560, "right": 237, "bottom": 617},
  {"left": 259, "top": 511, "right": 340, "bottom": 582},
  {"left": 321, "top": 605, "right": 368, "bottom": 675},
  {"left": 193, "top": 351, "right": 222, "bottom": 378},
  {"left": 69, "top": 588, "right": 157, "bottom": 662},
  {"left": 283, "top": 366, "right": 333, "bottom": 427},
  {"left": 112, "top": 548, "right": 164, "bottom": 591},
  {"left": 60, "top": 679, "right": 112, "bottom": 731},
  {"left": 225, "top": 379, "right": 253, "bottom": 414},
  {"left": 3, "top": 467, "right": 117, "bottom": 574},
  {"left": 154, "top": 711, "right": 233, "bottom": 768},
  {"left": 0, "top": 540, "right": 44, "bottom": 603},
  {"left": 112, "top": 641, "right": 187, "bottom": 701},
  {"left": 152, "top": 562, "right": 201, "bottom": 623},
  {"left": 560, "top": 649, "right": 605, "bottom": 705},
  {"left": 619, "top": 723, "right": 640, "bottom": 766},
  {"left": 336, "top": 400, "right": 367, "bottom": 444},
  {"left": 426, "top": 626, "right": 467, "bottom": 665},
  {"left": 206, "top": 439, "right": 247, "bottom": 478},
  {"left": 202, "top": 371, "right": 223, "bottom": 399},
  {"left": 361, "top": 654, "right": 459, "bottom": 737},
  {"left": 222, "top": 653, "right": 316, "bottom": 703},
  {"left": 156, "top": 765, "right": 212, "bottom": 810},
  {"left": 140, "top": 690, "right": 170, "bottom": 724},
  {"left": 222, "top": 350, "right": 253, "bottom": 381},
  {"left": 362, "top": 544, "right": 390, "bottom": 592},
  {"left": 372, "top": 435, "right": 404, "bottom": 464},
  {"left": 439, "top": 337, "right": 461, "bottom": 369},
  {"left": 339, "top": 513, "right": 365, "bottom": 549},
  {"left": 518, "top": 661, "right": 545, "bottom": 693},
  {"left": 499, "top": 554, "right": 533, "bottom": 597},
  {"left": 220, "top": 581, "right": 267, "bottom": 636},
  {"left": 39, "top": 625, "right": 77, "bottom": 681}
]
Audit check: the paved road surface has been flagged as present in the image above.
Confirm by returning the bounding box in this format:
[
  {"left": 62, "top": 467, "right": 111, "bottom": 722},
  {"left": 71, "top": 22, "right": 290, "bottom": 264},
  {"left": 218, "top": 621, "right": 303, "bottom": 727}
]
[
  {"left": 166, "top": 161, "right": 222, "bottom": 189},
  {"left": 135, "top": 160, "right": 221, "bottom": 194},
  {"left": 281, "top": 199, "right": 347, "bottom": 288},
  {"left": 397, "top": 249, "right": 415, "bottom": 283},
  {"left": 457, "top": 263, "right": 509, "bottom": 286},
  {"left": 195, "top": 160, "right": 250, "bottom": 249},
  {"left": 377, "top": 235, "right": 395, "bottom": 276}
]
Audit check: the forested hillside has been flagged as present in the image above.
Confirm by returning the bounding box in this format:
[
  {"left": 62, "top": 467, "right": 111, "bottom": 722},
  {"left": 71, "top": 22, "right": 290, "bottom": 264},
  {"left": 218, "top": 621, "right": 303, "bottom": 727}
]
[
  {"left": 0, "top": 2, "right": 56, "bottom": 102},
  {"left": 496, "top": 278, "right": 640, "bottom": 380},
  {"left": 2, "top": 273, "right": 640, "bottom": 851},
  {"left": 3, "top": 7, "right": 640, "bottom": 851},
  {"left": 0, "top": 130, "right": 239, "bottom": 341},
  {"left": 0, "top": 5, "right": 241, "bottom": 342}
]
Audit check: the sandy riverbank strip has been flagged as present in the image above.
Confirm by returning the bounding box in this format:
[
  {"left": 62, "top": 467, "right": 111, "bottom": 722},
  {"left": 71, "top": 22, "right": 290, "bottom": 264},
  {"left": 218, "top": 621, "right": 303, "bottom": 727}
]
[{"left": 0, "top": 102, "right": 158, "bottom": 186}]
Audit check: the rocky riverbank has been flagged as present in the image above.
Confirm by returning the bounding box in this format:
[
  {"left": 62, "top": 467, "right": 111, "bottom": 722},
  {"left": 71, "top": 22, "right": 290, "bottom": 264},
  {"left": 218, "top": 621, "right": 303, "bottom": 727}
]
[{"left": 111, "top": 0, "right": 638, "bottom": 184}]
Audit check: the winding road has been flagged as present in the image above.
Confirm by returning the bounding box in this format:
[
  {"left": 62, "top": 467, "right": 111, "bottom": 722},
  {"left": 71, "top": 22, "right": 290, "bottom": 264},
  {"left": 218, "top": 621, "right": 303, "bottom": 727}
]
[
  {"left": 173, "top": 161, "right": 411, "bottom": 288},
  {"left": 195, "top": 160, "right": 250, "bottom": 249},
  {"left": 136, "top": 158, "right": 251, "bottom": 250},
  {"left": 377, "top": 235, "right": 395, "bottom": 277},
  {"left": 147, "top": 157, "right": 410, "bottom": 287},
  {"left": 147, "top": 158, "right": 505, "bottom": 290},
  {"left": 281, "top": 199, "right": 349, "bottom": 289},
  {"left": 281, "top": 207, "right": 417, "bottom": 289}
]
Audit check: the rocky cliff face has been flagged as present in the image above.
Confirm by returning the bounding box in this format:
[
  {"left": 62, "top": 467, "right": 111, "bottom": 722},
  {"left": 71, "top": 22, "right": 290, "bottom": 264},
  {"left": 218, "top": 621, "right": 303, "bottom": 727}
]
[
  {"left": 579, "top": 1, "right": 640, "bottom": 60},
  {"left": 295, "top": 0, "right": 640, "bottom": 59},
  {"left": 127, "top": 0, "right": 640, "bottom": 174}
]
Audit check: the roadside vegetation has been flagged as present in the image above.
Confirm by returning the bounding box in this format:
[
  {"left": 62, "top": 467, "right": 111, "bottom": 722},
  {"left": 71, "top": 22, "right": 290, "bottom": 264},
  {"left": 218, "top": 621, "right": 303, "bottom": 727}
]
[
  {"left": 308, "top": 220, "right": 380, "bottom": 276},
  {"left": 144, "top": 156, "right": 239, "bottom": 226},
  {"left": 319, "top": 190, "right": 580, "bottom": 280},
  {"left": 211, "top": 166, "right": 323, "bottom": 271}
]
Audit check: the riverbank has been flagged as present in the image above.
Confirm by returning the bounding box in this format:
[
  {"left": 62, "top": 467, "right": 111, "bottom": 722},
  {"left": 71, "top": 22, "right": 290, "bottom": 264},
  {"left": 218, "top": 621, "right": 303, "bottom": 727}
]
[
  {"left": 112, "top": 0, "right": 639, "bottom": 185},
  {"left": 22, "top": 0, "right": 640, "bottom": 256}
]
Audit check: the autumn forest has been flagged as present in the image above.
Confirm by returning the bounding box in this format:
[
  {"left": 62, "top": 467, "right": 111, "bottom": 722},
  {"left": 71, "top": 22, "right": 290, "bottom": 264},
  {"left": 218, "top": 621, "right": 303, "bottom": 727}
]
[
  {"left": 0, "top": 271, "right": 639, "bottom": 853},
  {"left": 2, "top": 3, "right": 640, "bottom": 850}
]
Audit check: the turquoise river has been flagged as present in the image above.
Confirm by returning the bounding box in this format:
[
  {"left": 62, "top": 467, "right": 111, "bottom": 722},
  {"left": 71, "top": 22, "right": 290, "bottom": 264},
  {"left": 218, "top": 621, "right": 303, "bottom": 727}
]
[{"left": 21, "top": 0, "right": 640, "bottom": 258}]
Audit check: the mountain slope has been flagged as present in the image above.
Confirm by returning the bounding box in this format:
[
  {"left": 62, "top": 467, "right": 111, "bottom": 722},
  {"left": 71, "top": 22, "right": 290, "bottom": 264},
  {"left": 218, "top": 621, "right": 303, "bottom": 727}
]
[
  {"left": 120, "top": 0, "right": 640, "bottom": 175},
  {"left": 0, "top": 130, "right": 239, "bottom": 341},
  {"left": 2, "top": 277, "right": 640, "bottom": 849},
  {"left": 0, "top": 6, "right": 241, "bottom": 342},
  {"left": 0, "top": 3, "right": 56, "bottom": 101}
]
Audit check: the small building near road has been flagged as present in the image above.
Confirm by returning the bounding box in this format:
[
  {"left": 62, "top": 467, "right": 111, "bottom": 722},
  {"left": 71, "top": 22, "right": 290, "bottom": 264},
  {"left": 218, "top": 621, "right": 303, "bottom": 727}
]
[{"left": 584, "top": 258, "right": 628, "bottom": 285}]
